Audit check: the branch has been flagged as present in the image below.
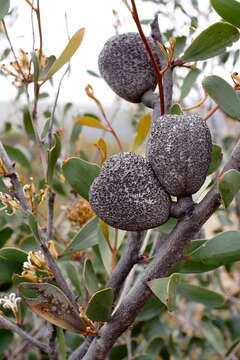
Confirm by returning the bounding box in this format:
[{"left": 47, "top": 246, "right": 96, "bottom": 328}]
[
  {"left": 0, "top": 315, "right": 49, "bottom": 353},
  {"left": 81, "top": 139, "right": 240, "bottom": 359},
  {"left": 106, "top": 231, "right": 143, "bottom": 299},
  {"left": 0, "top": 142, "right": 30, "bottom": 211}
]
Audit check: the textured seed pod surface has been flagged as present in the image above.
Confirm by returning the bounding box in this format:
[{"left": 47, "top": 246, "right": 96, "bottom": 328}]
[
  {"left": 98, "top": 33, "right": 160, "bottom": 103},
  {"left": 89, "top": 152, "right": 171, "bottom": 231},
  {"left": 146, "top": 114, "right": 212, "bottom": 197}
]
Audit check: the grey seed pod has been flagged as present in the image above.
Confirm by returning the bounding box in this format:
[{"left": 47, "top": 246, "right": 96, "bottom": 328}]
[
  {"left": 146, "top": 114, "right": 212, "bottom": 197},
  {"left": 98, "top": 33, "right": 160, "bottom": 103},
  {"left": 89, "top": 152, "right": 171, "bottom": 231}
]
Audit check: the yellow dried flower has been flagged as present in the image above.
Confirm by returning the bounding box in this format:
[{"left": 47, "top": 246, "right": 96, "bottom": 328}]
[
  {"left": 67, "top": 198, "right": 95, "bottom": 227},
  {"left": 22, "top": 251, "right": 54, "bottom": 282},
  {"left": 0, "top": 192, "right": 21, "bottom": 215}
]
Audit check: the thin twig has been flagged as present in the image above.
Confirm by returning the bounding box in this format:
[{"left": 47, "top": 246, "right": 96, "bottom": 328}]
[
  {"left": 36, "top": 0, "right": 43, "bottom": 61},
  {"left": 1, "top": 20, "right": 27, "bottom": 82},
  {"left": 130, "top": 0, "right": 165, "bottom": 115},
  {"left": 182, "top": 92, "right": 208, "bottom": 111},
  {"left": 203, "top": 104, "right": 220, "bottom": 121},
  {"left": 0, "top": 315, "right": 49, "bottom": 353},
  {"left": 47, "top": 190, "right": 56, "bottom": 241}
]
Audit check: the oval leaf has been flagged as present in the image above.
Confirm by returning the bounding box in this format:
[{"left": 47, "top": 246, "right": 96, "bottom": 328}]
[
  {"left": 218, "top": 169, "right": 240, "bottom": 207},
  {"left": 202, "top": 75, "right": 240, "bottom": 120},
  {"left": 22, "top": 106, "right": 36, "bottom": 141},
  {"left": 44, "top": 28, "right": 85, "bottom": 81},
  {"left": 0, "top": 226, "right": 13, "bottom": 248},
  {"left": 170, "top": 104, "right": 183, "bottom": 115},
  {"left": 0, "top": 329, "right": 13, "bottom": 355},
  {"left": 202, "top": 317, "right": 226, "bottom": 354},
  {"left": 47, "top": 133, "right": 61, "bottom": 185},
  {"left": 4, "top": 144, "right": 31, "bottom": 170},
  {"left": 0, "top": 247, "right": 27, "bottom": 283},
  {"left": 180, "top": 231, "right": 240, "bottom": 272},
  {"left": 211, "top": 0, "right": 240, "bottom": 29},
  {"left": 86, "top": 288, "right": 114, "bottom": 322},
  {"left": 182, "top": 22, "right": 239, "bottom": 62},
  {"left": 63, "top": 216, "right": 99, "bottom": 256},
  {"left": 177, "top": 283, "right": 224, "bottom": 308},
  {"left": 83, "top": 258, "right": 99, "bottom": 295},
  {"left": 208, "top": 143, "right": 223, "bottom": 175},
  {"left": 148, "top": 273, "right": 181, "bottom": 312},
  {"left": 132, "top": 113, "right": 151, "bottom": 151},
  {"left": 62, "top": 157, "right": 100, "bottom": 200},
  {"left": 0, "top": 0, "right": 10, "bottom": 20},
  {"left": 180, "top": 68, "right": 201, "bottom": 100},
  {"left": 18, "top": 282, "right": 93, "bottom": 334},
  {"left": 73, "top": 116, "right": 109, "bottom": 131}
]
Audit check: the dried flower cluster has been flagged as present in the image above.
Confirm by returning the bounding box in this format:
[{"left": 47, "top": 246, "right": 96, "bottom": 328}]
[
  {"left": 67, "top": 198, "right": 95, "bottom": 227},
  {"left": 22, "top": 251, "right": 54, "bottom": 282}
]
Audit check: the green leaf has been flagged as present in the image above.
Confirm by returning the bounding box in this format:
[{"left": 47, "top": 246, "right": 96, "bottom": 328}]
[
  {"left": 138, "top": 295, "right": 165, "bottom": 321},
  {"left": 132, "top": 113, "right": 151, "bottom": 151},
  {"left": 22, "top": 107, "right": 36, "bottom": 141},
  {"left": 62, "top": 261, "right": 82, "bottom": 296},
  {"left": 208, "top": 143, "right": 223, "bottom": 175},
  {"left": 86, "top": 288, "right": 113, "bottom": 322},
  {"left": 28, "top": 214, "right": 41, "bottom": 243},
  {"left": 211, "top": 0, "right": 240, "bottom": 28},
  {"left": 83, "top": 258, "right": 99, "bottom": 295},
  {"left": 0, "top": 0, "right": 10, "bottom": 20},
  {"left": 182, "top": 22, "right": 239, "bottom": 62},
  {"left": 180, "top": 231, "right": 240, "bottom": 273},
  {"left": 148, "top": 273, "right": 181, "bottom": 311},
  {"left": 177, "top": 283, "right": 224, "bottom": 308},
  {"left": 218, "top": 169, "right": 240, "bottom": 207},
  {"left": 0, "top": 247, "right": 27, "bottom": 283},
  {"left": 70, "top": 123, "right": 82, "bottom": 146},
  {"left": 19, "top": 282, "right": 90, "bottom": 334},
  {"left": 65, "top": 332, "right": 83, "bottom": 351},
  {"left": 44, "top": 28, "right": 85, "bottom": 81},
  {"left": 170, "top": 104, "right": 183, "bottom": 115},
  {"left": 0, "top": 329, "right": 13, "bottom": 355},
  {"left": 62, "top": 157, "right": 100, "bottom": 201},
  {"left": 4, "top": 144, "right": 31, "bottom": 170},
  {"left": 202, "top": 75, "right": 240, "bottom": 120},
  {"left": 57, "top": 328, "right": 67, "bottom": 360},
  {"left": 47, "top": 133, "right": 61, "bottom": 185},
  {"left": 202, "top": 317, "right": 226, "bottom": 354},
  {"left": 0, "top": 226, "right": 13, "bottom": 248},
  {"left": 147, "top": 337, "right": 164, "bottom": 358},
  {"left": 31, "top": 51, "right": 40, "bottom": 98},
  {"left": 174, "top": 36, "right": 186, "bottom": 57},
  {"left": 63, "top": 216, "right": 99, "bottom": 255},
  {"left": 180, "top": 68, "right": 201, "bottom": 100},
  {"left": 98, "top": 224, "right": 112, "bottom": 275}
]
